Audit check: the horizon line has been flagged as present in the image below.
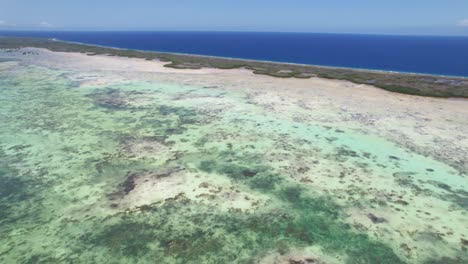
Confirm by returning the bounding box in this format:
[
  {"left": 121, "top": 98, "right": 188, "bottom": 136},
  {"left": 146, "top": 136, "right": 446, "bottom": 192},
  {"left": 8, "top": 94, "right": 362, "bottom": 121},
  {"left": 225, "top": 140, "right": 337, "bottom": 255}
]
[{"left": 1, "top": 29, "right": 468, "bottom": 38}]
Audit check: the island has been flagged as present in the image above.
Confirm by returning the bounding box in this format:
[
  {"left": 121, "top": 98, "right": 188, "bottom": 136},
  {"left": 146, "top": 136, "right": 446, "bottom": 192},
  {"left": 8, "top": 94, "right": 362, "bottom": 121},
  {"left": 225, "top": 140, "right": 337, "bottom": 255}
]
[{"left": 1, "top": 36, "right": 467, "bottom": 98}]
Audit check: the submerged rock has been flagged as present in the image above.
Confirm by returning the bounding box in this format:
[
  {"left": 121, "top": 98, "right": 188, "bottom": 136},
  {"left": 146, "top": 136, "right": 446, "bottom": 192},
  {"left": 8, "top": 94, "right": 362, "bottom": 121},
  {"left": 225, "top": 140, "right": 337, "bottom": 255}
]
[{"left": 367, "top": 213, "right": 387, "bottom": 224}]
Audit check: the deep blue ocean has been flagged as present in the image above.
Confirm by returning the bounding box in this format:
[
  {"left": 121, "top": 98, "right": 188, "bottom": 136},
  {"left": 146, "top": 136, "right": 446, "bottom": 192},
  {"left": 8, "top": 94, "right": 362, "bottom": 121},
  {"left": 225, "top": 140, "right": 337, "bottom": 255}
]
[{"left": 1, "top": 31, "right": 468, "bottom": 77}]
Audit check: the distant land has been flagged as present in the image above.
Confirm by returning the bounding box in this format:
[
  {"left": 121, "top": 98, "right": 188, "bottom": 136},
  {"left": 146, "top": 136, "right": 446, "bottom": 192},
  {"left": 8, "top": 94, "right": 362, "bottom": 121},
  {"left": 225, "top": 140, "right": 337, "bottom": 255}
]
[{"left": 1, "top": 35, "right": 467, "bottom": 98}]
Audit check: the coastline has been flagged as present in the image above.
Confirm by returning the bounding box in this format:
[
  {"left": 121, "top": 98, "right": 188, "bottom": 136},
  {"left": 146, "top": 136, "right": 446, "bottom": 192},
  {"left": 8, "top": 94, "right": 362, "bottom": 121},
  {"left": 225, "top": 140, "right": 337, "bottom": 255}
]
[
  {"left": 1, "top": 35, "right": 468, "bottom": 98},
  {"left": 51, "top": 37, "right": 468, "bottom": 79}
]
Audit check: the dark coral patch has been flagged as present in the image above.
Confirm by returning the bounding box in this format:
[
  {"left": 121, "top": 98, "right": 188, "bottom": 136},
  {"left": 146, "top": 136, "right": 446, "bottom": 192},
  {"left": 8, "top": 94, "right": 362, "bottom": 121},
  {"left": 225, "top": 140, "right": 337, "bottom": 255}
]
[{"left": 83, "top": 221, "right": 156, "bottom": 257}]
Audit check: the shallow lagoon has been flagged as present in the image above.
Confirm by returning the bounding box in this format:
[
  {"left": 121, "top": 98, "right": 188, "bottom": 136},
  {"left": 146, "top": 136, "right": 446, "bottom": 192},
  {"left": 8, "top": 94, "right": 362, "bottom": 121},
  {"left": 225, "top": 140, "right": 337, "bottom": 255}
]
[{"left": 0, "top": 49, "right": 467, "bottom": 263}]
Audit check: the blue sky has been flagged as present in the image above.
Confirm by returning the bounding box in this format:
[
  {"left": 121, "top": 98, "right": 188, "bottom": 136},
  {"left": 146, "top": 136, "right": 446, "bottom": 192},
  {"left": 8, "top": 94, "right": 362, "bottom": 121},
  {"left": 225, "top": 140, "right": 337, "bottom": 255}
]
[{"left": 1, "top": 0, "right": 468, "bottom": 35}]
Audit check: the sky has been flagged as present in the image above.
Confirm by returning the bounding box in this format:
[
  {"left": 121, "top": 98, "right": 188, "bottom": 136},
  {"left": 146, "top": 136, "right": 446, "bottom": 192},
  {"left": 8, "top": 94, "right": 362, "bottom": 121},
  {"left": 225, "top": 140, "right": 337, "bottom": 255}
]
[{"left": 0, "top": 0, "right": 468, "bottom": 35}]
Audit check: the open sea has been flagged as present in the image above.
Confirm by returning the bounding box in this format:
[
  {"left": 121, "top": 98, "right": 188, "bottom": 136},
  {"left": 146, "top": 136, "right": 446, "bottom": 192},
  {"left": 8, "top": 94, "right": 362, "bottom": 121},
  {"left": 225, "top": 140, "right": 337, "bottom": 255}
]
[{"left": 1, "top": 31, "right": 468, "bottom": 77}]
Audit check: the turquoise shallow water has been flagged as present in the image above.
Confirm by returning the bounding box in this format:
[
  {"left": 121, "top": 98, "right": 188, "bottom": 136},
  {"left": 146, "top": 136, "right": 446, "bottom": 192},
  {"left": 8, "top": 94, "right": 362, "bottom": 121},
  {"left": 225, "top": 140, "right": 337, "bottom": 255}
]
[{"left": 0, "top": 53, "right": 467, "bottom": 263}]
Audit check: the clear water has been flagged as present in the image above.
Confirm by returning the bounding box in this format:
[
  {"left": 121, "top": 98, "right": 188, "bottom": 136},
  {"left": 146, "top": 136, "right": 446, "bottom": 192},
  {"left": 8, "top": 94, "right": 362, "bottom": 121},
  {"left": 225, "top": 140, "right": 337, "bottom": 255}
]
[{"left": 0, "top": 51, "right": 467, "bottom": 263}]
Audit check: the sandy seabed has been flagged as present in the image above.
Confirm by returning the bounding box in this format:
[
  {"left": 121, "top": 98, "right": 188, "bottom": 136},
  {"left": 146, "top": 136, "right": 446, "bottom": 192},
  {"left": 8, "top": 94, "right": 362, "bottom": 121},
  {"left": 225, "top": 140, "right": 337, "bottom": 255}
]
[{"left": 0, "top": 48, "right": 467, "bottom": 264}]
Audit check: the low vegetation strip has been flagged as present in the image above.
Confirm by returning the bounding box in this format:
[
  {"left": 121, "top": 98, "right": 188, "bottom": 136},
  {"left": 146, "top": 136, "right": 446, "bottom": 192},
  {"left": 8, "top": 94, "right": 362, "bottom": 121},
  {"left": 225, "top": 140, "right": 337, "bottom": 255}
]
[{"left": 1, "top": 36, "right": 467, "bottom": 98}]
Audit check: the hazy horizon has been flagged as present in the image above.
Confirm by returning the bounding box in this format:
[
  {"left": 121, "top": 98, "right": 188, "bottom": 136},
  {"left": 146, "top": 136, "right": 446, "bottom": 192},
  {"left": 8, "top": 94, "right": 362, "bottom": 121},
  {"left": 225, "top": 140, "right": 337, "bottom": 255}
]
[{"left": 2, "top": 29, "right": 468, "bottom": 38}]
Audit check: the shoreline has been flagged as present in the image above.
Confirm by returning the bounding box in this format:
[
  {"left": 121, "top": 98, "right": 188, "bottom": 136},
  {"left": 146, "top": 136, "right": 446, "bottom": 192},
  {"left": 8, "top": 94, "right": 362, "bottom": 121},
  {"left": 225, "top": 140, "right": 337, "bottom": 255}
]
[
  {"left": 52, "top": 38, "right": 468, "bottom": 79},
  {"left": 1, "top": 35, "right": 467, "bottom": 98}
]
